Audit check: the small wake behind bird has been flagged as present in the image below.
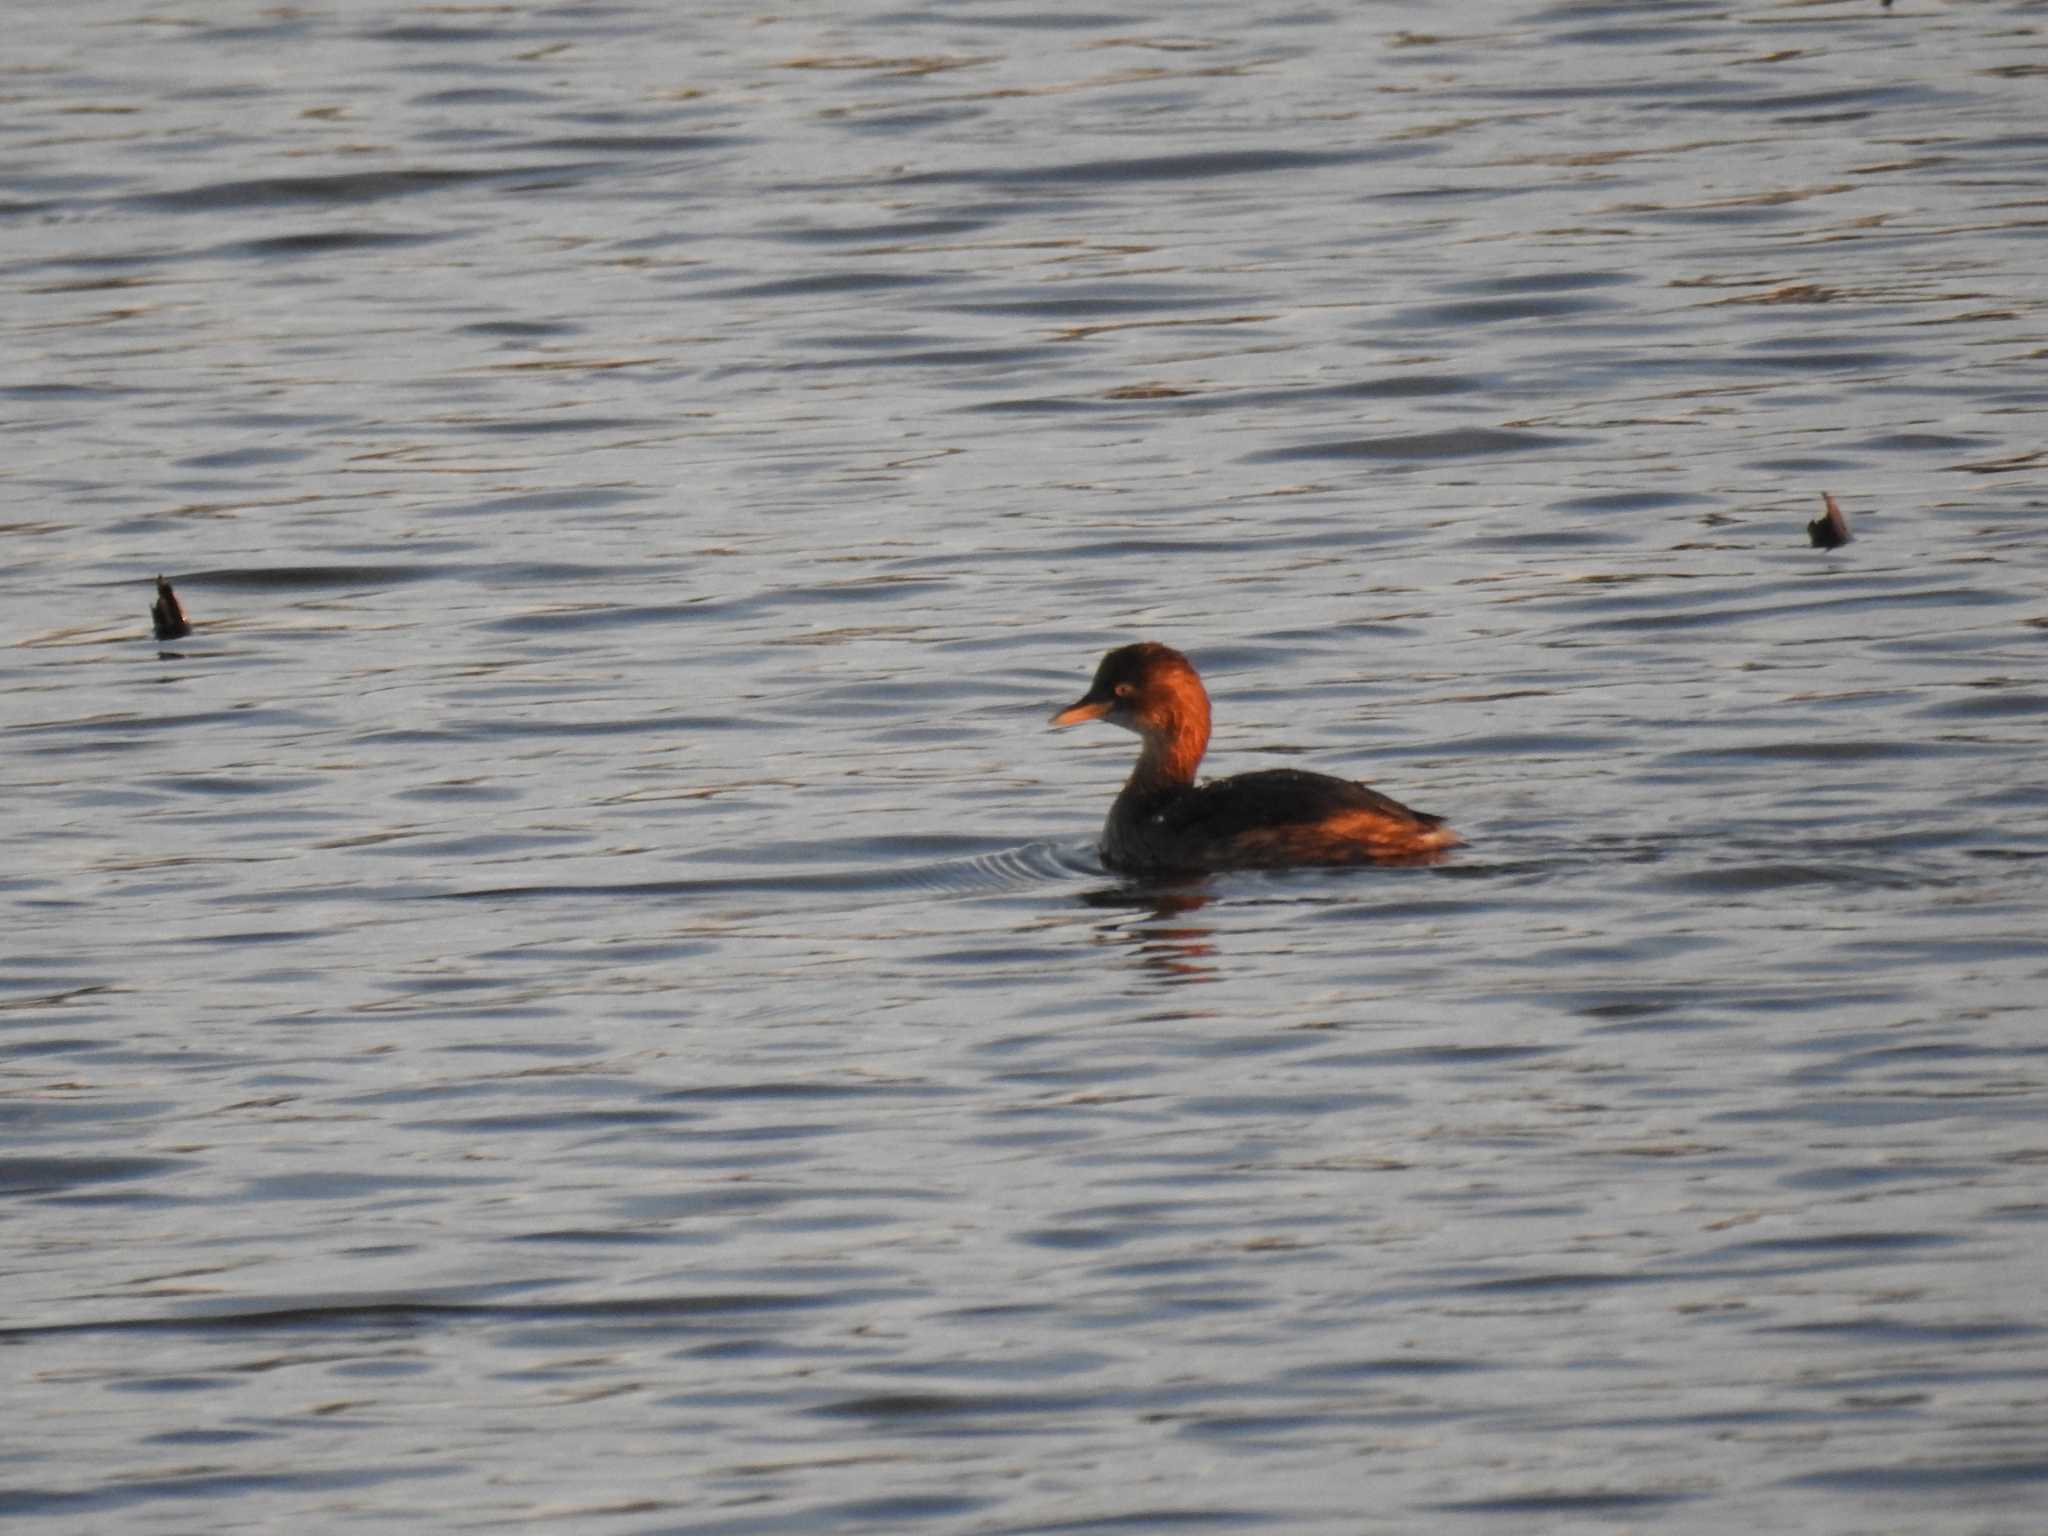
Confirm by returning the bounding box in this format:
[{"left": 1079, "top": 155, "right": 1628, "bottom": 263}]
[{"left": 438, "top": 839, "right": 1097, "bottom": 906}]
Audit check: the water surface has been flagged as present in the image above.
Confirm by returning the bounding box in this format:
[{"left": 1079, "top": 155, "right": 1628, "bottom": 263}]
[{"left": 5, "top": 1, "right": 2047, "bottom": 1530}]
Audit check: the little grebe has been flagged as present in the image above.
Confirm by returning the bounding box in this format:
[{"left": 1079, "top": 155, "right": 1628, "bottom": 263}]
[{"left": 1050, "top": 642, "right": 1457, "bottom": 873}]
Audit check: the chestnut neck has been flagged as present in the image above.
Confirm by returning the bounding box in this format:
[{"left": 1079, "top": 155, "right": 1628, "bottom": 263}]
[{"left": 1125, "top": 680, "right": 1210, "bottom": 792}]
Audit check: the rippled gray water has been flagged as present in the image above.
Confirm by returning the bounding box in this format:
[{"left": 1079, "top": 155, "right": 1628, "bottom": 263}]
[{"left": 6, "top": 1, "right": 2048, "bottom": 1530}]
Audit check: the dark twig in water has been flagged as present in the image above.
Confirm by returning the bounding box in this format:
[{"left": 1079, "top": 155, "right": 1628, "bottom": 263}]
[
  {"left": 1807, "top": 492, "right": 1851, "bottom": 550},
  {"left": 151, "top": 576, "right": 192, "bottom": 640}
]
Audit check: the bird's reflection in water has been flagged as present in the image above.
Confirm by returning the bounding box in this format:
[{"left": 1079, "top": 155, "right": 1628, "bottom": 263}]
[
  {"left": 1070, "top": 852, "right": 1466, "bottom": 981},
  {"left": 1079, "top": 879, "right": 1218, "bottom": 981}
]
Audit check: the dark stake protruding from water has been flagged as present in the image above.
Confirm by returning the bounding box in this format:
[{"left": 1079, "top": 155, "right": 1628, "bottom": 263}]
[
  {"left": 151, "top": 576, "right": 191, "bottom": 641},
  {"left": 1807, "top": 492, "right": 1851, "bottom": 549}
]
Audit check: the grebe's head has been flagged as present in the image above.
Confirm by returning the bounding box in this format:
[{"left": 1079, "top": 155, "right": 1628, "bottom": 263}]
[{"left": 1049, "top": 642, "right": 1210, "bottom": 740}]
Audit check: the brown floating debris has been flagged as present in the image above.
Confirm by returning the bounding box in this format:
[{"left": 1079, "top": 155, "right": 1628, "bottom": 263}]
[
  {"left": 151, "top": 575, "right": 191, "bottom": 640},
  {"left": 1807, "top": 492, "right": 1851, "bottom": 550}
]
